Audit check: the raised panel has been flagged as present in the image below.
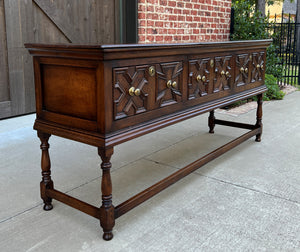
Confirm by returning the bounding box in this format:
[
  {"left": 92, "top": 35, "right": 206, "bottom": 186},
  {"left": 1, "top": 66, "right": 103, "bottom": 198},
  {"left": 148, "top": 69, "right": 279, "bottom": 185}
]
[
  {"left": 235, "top": 53, "right": 250, "bottom": 86},
  {"left": 42, "top": 65, "right": 97, "bottom": 121},
  {"left": 188, "top": 58, "right": 212, "bottom": 100},
  {"left": 155, "top": 61, "right": 183, "bottom": 107},
  {"left": 251, "top": 52, "right": 265, "bottom": 82},
  {"left": 113, "top": 65, "right": 151, "bottom": 120},
  {"left": 213, "top": 55, "right": 233, "bottom": 93}
]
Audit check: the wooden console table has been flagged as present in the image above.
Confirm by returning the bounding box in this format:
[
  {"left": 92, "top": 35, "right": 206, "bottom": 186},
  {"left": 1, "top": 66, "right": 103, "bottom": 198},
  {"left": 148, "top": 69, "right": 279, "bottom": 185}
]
[{"left": 26, "top": 40, "right": 271, "bottom": 240}]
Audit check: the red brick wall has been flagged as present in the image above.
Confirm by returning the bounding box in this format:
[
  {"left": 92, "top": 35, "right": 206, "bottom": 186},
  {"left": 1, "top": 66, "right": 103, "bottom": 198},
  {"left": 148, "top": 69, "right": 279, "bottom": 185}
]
[{"left": 138, "top": 0, "right": 231, "bottom": 43}]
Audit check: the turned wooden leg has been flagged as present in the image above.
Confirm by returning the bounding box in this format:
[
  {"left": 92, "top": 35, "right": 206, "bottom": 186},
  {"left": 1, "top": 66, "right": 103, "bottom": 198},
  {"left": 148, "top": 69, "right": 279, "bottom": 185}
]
[
  {"left": 255, "top": 94, "right": 263, "bottom": 142},
  {"left": 38, "top": 132, "right": 54, "bottom": 211},
  {"left": 208, "top": 110, "right": 215, "bottom": 133},
  {"left": 98, "top": 147, "right": 115, "bottom": 241}
]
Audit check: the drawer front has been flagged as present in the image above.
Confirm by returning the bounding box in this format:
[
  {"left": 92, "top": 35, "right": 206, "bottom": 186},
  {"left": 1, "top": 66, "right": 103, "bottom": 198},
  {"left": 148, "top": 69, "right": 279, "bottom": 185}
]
[
  {"left": 113, "top": 65, "right": 151, "bottom": 120},
  {"left": 113, "top": 61, "right": 184, "bottom": 121},
  {"left": 235, "top": 53, "right": 251, "bottom": 86},
  {"left": 188, "top": 57, "right": 212, "bottom": 99},
  {"left": 154, "top": 61, "right": 183, "bottom": 108},
  {"left": 250, "top": 51, "right": 265, "bottom": 83},
  {"left": 188, "top": 55, "right": 234, "bottom": 100}
]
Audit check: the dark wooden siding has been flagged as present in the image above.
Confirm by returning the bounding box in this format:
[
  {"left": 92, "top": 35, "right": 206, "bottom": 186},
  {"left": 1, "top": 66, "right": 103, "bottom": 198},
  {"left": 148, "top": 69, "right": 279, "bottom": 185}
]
[{"left": 0, "top": 0, "right": 120, "bottom": 119}]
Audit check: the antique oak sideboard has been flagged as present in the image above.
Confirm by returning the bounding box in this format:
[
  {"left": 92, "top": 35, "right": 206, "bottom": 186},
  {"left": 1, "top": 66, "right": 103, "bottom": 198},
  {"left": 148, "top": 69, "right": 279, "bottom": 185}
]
[{"left": 25, "top": 40, "right": 271, "bottom": 240}]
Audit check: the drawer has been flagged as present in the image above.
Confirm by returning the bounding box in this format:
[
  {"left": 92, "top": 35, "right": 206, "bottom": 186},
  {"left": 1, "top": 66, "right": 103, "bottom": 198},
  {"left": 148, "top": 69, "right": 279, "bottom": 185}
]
[
  {"left": 250, "top": 51, "right": 265, "bottom": 83},
  {"left": 113, "top": 61, "right": 184, "bottom": 121},
  {"left": 188, "top": 55, "right": 234, "bottom": 100}
]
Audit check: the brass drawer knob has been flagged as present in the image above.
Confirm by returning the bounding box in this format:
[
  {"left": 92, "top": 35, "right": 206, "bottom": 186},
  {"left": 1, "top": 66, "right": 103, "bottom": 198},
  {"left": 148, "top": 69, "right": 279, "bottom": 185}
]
[
  {"left": 260, "top": 65, "right": 264, "bottom": 71},
  {"left": 134, "top": 88, "right": 141, "bottom": 96},
  {"left": 149, "top": 66, "right": 155, "bottom": 76},
  {"left": 240, "top": 67, "right": 244, "bottom": 73},
  {"left": 226, "top": 71, "right": 230, "bottom": 77},
  {"left": 172, "top": 81, "right": 177, "bottom": 88},
  {"left": 220, "top": 70, "right": 225, "bottom": 76},
  {"left": 167, "top": 80, "right": 172, "bottom": 88},
  {"left": 244, "top": 67, "right": 248, "bottom": 73},
  {"left": 129, "top": 87, "right": 141, "bottom": 96},
  {"left": 201, "top": 75, "right": 206, "bottom": 82},
  {"left": 257, "top": 64, "right": 261, "bottom": 69},
  {"left": 196, "top": 75, "right": 202, "bottom": 82}
]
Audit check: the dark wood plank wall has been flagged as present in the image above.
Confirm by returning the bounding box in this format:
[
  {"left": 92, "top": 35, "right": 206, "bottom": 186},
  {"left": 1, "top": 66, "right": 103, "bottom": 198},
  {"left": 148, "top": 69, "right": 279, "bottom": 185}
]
[
  {"left": 0, "top": 0, "right": 120, "bottom": 119},
  {"left": 0, "top": 0, "right": 10, "bottom": 118}
]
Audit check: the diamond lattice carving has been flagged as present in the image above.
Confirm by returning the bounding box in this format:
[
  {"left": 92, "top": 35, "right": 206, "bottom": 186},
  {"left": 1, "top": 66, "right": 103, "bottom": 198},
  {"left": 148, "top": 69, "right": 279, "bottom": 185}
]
[
  {"left": 235, "top": 53, "right": 250, "bottom": 86},
  {"left": 213, "top": 56, "right": 232, "bottom": 93},
  {"left": 251, "top": 52, "right": 265, "bottom": 82},
  {"left": 155, "top": 61, "right": 183, "bottom": 108},
  {"left": 113, "top": 66, "right": 149, "bottom": 120},
  {"left": 188, "top": 58, "right": 210, "bottom": 100}
]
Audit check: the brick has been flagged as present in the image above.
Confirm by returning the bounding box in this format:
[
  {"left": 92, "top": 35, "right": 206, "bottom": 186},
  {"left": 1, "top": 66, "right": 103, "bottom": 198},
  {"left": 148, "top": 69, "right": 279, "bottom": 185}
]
[
  {"left": 138, "top": 0, "right": 230, "bottom": 43},
  {"left": 139, "top": 35, "right": 146, "bottom": 42},
  {"left": 163, "top": 35, "right": 173, "bottom": 42},
  {"left": 158, "top": 28, "right": 168, "bottom": 34},
  {"left": 211, "top": 34, "right": 217, "bottom": 40},
  {"left": 146, "top": 35, "right": 155, "bottom": 42},
  {"left": 183, "top": 9, "right": 190, "bottom": 14},
  {"left": 147, "top": 5, "right": 154, "bottom": 12},
  {"left": 178, "top": 15, "right": 185, "bottom": 21},
  {"left": 174, "top": 9, "right": 182, "bottom": 14},
  {"left": 169, "top": 15, "right": 177, "bottom": 21},
  {"left": 174, "top": 35, "right": 182, "bottom": 41},
  {"left": 186, "top": 15, "right": 193, "bottom": 22},
  {"left": 177, "top": 29, "right": 185, "bottom": 34},
  {"left": 147, "top": 0, "right": 158, "bottom": 4},
  {"left": 185, "top": 3, "right": 192, "bottom": 8},
  {"left": 177, "top": 1, "right": 184, "bottom": 8},
  {"left": 193, "top": 29, "right": 200, "bottom": 34},
  {"left": 159, "top": 0, "right": 167, "bottom": 5},
  {"left": 147, "top": 20, "right": 155, "bottom": 26},
  {"left": 191, "top": 10, "right": 198, "bottom": 16},
  {"left": 165, "top": 7, "right": 174, "bottom": 13},
  {"left": 138, "top": 12, "right": 146, "bottom": 19},
  {"left": 168, "top": 29, "right": 176, "bottom": 34},
  {"left": 168, "top": 0, "right": 177, "bottom": 7},
  {"left": 139, "top": 20, "right": 146, "bottom": 27},
  {"left": 155, "top": 21, "right": 164, "bottom": 27},
  {"left": 155, "top": 35, "right": 164, "bottom": 42}
]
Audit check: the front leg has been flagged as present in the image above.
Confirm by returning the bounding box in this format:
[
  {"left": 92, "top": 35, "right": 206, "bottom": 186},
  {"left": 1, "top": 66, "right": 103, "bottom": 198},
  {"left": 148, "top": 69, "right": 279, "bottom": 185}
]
[
  {"left": 208, "top": 110, "right": 215, "bottom": 133},
  {"left": 255, "top": 94, "right": 263, "bottom": 142},
  {"left": 38, "top": 132, "right": 54, "bottom": 211},
  {"left": 98, "top": 147, "right": 115, "bottom": 241}
]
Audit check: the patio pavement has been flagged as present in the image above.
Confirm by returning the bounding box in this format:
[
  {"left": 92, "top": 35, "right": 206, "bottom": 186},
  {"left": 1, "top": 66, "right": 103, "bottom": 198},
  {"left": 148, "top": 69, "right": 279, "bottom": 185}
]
[{"left": 0, "top": 91, "right": 299, "bottom": 251}]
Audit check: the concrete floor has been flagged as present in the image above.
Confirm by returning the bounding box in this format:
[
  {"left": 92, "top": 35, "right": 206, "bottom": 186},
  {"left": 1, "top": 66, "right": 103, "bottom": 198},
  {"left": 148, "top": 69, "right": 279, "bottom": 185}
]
[{"left": 1, "top": 92, "right": 300, "bottom": 251}]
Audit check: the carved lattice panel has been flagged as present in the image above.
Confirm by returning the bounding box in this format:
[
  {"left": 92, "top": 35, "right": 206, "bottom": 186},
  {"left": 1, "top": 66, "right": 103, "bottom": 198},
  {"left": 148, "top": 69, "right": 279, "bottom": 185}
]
[
  {"left": 188, "top": 58, "right": 211, "bottom": 100},
  {"left": 113, "top": 66, "right": 149, "bottom": 120},
  {"left": 235, "top": 53, "right": 250, "bottom": 86},
  {"left": 251, "top": 52, "right": 265, "bottom": 82},
  {"left": 155, "top": 61, "right": 183, "bottom": 107},
  {"left": 213, "top": 56, "right": 232, "bottom": 93}
]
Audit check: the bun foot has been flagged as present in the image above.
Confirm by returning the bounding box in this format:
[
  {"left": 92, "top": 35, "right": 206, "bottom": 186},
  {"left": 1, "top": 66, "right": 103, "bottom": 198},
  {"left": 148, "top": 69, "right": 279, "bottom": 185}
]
[
  {"left": 103, "top": 231, "right": 113, "bottom": 241},
  {"left": 43, "top": 203, "right": 53, "bottom": 211},
  {"left": 209, "top": 129, "right": 214, "bottom": 134},
  {"left": 255, "top": 136, "right": 261, "bottom": 142}
]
